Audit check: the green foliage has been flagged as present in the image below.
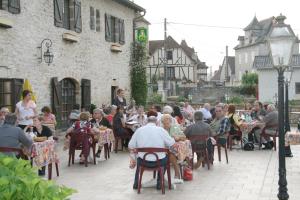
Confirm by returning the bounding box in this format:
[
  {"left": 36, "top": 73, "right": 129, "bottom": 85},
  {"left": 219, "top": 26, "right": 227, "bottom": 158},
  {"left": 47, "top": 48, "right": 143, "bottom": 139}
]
[
  {"left": 235, "top": 73, "right": 259, "bottom": 97},
  {"left": 147, "top": 93, "right": 162, "bottom": 104},
  {"left": 228, "top": 96, "right": 244, "bottom": 104},
  {"left": 130, "top": 42, "right": 148, "bottom": 106},
  {"left": 241, "top": 73, "right": 258, "bottom": 86},
  {"left": 0, "top": 154, "right": 76, "bottom": 200},
  {"left": 89, "top": 103, "right": 97, "bottom": 114},
  {"left": 177, "top": 96, "right": 187, "bottom": 103}
]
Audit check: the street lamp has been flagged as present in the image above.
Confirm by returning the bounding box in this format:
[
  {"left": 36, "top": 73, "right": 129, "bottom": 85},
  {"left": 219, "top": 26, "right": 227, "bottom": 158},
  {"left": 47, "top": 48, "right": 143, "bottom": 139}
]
[
  {"left": 284, "top": 67, "right": 293, "bottom": 132},
  {"left": 268, "top": 14, "right": 296, "bottom": 200}
]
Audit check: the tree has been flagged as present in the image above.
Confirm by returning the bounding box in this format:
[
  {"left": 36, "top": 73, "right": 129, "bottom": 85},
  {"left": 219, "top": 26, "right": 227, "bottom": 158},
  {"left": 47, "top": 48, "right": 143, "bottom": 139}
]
[
  {"left": 130, "top": 42, "right": 148, "bottom": 106},
  {"left": 240, "top": 72, "right": 258, "bottom": 97}
]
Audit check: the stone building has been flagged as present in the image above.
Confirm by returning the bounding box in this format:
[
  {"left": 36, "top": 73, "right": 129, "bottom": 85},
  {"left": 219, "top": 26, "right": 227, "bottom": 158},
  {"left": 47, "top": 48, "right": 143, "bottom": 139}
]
[
  {"left": 234, "top": 16, "right": 276, "bottom": 83},
  {"left": 148, "top": 36, "right": 208, "bottom": 97},
  {"left": 0, "top": 0, "right": 146, "bottom": 126}
]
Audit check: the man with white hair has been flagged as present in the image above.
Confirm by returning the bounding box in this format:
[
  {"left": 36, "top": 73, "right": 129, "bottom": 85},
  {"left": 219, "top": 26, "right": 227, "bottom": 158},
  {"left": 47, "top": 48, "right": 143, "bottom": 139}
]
[
  {"left": 199, "top": 103, "right": 212, "bottom": 123},
  {"left": 128, "top": 113, "right": 175, "bottom": 190},
  {"left": 160, "top": 105, "right": 177, "bottom": 126},
  {"left": 255, "top": 104, "right": 278, "bottom": 150},
  {"left": 0, "top": 107, "right": 10, "bottom": 126}
]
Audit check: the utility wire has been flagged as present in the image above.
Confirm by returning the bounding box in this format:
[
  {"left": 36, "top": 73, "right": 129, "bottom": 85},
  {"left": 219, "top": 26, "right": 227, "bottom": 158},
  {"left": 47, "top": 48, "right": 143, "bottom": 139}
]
[{"left": 168, "top": 22, "right": 243, "bottom": 30}]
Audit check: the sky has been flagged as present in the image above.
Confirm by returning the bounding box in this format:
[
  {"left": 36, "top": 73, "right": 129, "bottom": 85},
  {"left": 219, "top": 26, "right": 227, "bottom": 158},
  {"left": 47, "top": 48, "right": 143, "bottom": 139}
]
[{"left": 134, "top": 0, "right": 300, "bottom": 75}]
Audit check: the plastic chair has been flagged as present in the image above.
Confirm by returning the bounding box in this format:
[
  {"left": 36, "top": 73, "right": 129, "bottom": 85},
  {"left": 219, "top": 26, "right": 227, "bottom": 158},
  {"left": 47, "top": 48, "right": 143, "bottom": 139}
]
[
  {"left": 135, "top": 148, "right": 172, "bottom": 194},
  {"left": 68, "top": 131, "right": 96, "bottom": 167},
  {"left": 187, "top": 135, "right": 211, "bottom": 170},
  {"left": 214, "top": 133, "right": 229, "bottom": 164},
  {"left": 259, "top": 125, "right": 278, "bottom": 151},
  {"left": 113, "top": 129, "right": 131, "bottom": 153}
]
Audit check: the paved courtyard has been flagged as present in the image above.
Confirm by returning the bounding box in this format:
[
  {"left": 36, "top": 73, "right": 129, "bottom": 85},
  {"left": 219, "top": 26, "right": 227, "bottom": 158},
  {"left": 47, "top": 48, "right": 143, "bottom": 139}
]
[{"left": 53, "top": 140, "right": 300, "bottom": 200}]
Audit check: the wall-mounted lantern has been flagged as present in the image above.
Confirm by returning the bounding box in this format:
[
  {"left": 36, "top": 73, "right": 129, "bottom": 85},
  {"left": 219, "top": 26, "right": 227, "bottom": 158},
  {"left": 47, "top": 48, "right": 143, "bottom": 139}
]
[{"left": 38, "top": 39, "right": 54, "bottom": 65}]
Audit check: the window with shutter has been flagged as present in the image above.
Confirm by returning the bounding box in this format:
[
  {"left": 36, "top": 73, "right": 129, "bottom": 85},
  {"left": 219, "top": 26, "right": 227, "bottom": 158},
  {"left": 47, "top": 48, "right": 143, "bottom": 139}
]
[
  {"left": 54, "top": 0, "right": 63, "bottom": 28},
  {"left": 105, "top": 14, "right": 112, "bottom": 42},
  {"left": 90, "top": 6, "right": 95, "bottom": 30},
  {"left": 81, "top": 79, "right": 91, "bottom": 111},
  {"left": 12, "top": 78, "right": 23, "bottom": 111},
  {"left": 73, "top": 0, "right": 82, "bottom": 33},
  {"left": 96, "top": 9, "right": 100, "bottom": 32},
  {"left": 0, "top": 78, "right": 23, "bottom": 112},
  {"left": 8, "top": 0, "right": 20, "bottom": 14},
  {"left": 114, "top": 18, "right": 119, "bottom": 43},
  {"left": 119, "top": 19, "right": 125, "bottom": 45},
  {"left": 63, "top": 0, "right": 70, "bottom": 29},
  {"left": 0, "top": 0, "right": 2, "bottom": 9},
  {"left": 51, "top": 78, "right": 62, "bottom": 126}
]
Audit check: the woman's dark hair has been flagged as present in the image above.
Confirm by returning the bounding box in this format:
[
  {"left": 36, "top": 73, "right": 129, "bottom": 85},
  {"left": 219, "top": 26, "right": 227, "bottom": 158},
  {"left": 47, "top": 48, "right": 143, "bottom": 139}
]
[
  {"left": 73, "top": 104, "right": 80, "bottom": 110},
  {"left": 41, "top": 106, "right": 51, "bottom": 113},
  {"left": 154, "top": 105, "right": 161, "bottom": 112},
  {"left": 173, "top": 106, "right": 183, "bottom": 119},
  {"left": 116, "top": 106, "right": 124, "bottom": 113},
  {"left": 22, "top": 90, "right": 31, "bottom": 99},
  {"left": 228, "top": 104, "right": 236, "bottom": 114},
  {"left": 117, "top": 88, "right": 123, "bottom": 94}
]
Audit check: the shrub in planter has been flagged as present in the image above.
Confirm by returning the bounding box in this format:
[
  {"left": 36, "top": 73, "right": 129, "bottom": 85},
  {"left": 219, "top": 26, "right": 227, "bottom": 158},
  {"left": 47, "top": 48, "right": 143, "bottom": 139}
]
[{"left": 0, "top": 154, "right": 76, "bottom": 200}]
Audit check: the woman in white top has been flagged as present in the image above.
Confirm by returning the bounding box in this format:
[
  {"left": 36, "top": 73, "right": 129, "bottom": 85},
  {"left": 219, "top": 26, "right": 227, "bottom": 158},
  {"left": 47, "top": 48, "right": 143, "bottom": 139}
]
[{"left": 15, "top": 90, "right": 37, "bottom": 129}]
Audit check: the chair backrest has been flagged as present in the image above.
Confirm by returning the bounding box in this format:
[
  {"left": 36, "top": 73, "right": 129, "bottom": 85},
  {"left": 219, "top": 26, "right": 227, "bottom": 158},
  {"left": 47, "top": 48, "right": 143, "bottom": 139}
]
[
  {"left": 136, "top": 148, "right": 169, "bottom": 167},
  {"left": 0, "top": 147, "right": 27, "bottom": 159},
  {"left": 187, "top": 134, "right": 209, "bottom": 152}
]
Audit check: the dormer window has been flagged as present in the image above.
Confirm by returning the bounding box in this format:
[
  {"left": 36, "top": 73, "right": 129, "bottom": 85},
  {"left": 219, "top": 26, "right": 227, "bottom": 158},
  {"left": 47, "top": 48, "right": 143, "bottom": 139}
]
[{"left": 166, "top": 50, "right": 173, "bottom": 60}]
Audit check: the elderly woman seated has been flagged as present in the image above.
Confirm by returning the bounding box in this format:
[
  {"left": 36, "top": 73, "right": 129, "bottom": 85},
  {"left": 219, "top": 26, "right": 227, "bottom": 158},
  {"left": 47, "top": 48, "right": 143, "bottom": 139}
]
[{"left": 161, "top": 114, "right": 192, "bottom": 183}]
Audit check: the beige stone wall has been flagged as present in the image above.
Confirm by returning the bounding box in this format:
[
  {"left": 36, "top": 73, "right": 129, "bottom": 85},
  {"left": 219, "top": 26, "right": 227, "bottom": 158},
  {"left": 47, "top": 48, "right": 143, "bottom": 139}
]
[{"left": 0, "top": 0, "right": 136, "bottom": 109}]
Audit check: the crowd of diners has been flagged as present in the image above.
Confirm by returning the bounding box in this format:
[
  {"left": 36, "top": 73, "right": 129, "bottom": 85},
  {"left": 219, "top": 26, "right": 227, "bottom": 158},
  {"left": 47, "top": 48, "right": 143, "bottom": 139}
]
[{"left": 0, "top": 88, "right": 292, "bottom": 184}]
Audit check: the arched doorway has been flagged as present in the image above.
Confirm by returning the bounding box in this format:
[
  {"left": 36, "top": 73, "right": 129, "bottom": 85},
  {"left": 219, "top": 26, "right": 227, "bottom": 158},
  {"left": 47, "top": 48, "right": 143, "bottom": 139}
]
[{"left": 60, "top": 78, "right": 76, "bottom": 126}]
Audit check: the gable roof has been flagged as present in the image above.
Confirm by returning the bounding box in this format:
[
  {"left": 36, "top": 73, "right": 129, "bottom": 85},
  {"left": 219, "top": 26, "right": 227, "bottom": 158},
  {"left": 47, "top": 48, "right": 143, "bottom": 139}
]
[
  {"left": 149, "top": 36, "right": 180, "bottom": 55},
  {"left": 211, "top": 69, "right": 221, "bottom": 81},
  {"left": 253, "top": 54, "right": 300, "bottom": 69},
  {"left": 113, "top": 0, "right": 145, "bottom": 12},
  {"left": 235, "top": 17, "right": 275, "bottom": 50},
  {"left": 222, "top": 56, "right": 235, "bottom": 74}
]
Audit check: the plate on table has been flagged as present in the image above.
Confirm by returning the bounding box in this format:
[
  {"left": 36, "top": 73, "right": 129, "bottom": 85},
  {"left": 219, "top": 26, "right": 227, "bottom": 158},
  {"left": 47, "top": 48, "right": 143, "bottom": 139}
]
[
  {"left": 126, "top": 121, "right": 138, "bottom": 125},
  {"left": 33, "top": 137, "right": 47, "bottom": 142}
]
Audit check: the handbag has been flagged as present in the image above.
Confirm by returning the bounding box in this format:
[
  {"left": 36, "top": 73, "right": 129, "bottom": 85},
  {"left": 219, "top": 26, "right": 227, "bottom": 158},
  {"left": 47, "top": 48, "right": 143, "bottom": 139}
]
[{"left": 183, "top": 166, "right": 193, "bottom": 181}]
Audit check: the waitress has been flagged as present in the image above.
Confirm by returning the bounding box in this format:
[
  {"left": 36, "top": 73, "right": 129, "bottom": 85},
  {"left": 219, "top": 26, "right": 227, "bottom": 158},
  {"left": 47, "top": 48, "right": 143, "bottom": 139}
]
[{"left": 15, "top": 90, "right": 37, "bottom": 129}]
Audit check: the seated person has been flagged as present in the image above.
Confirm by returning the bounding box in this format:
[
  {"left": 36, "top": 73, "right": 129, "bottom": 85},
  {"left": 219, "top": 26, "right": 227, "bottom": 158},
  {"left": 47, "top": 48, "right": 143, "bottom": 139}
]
[
  {"left": 172, "top": 106, "right": 185, "bottom": 125},
  {"left": 66, "top": 112, "right": 96, "bottom": 163},
  {"left": 227, "top": 104, "right": 243, "bottom": 143},
  {"left": 24, "top": 116, "right": 53, "bottom": 176},
  {"left": 113, "top": 106, "right": 133, "bottom": 147},
  {"left": 254, "top": 104, "right": 278, "bottom": 150},
  {"left": 184, "top": 111, "right": 213, "bottom": 168},
  {"left": 0, "top": 113, "right": 32, "bottom": 156},
  {"left": 24, "top": 116, "right": 53, "bottom": 138},
  {"left": 251, "top": 101, "right": 267, "bottom": 121},
  {"left": 90, "top": 108, "right": 111, "bottom": 157},
  {"left": 161, "top": 114, "right": 187, "bottom": 183},
  {"left": 210, "top": 105, "right": 230, "bottom": 146},
  {"left": 199, "top": 103, "right": 212, "bottom": 123},
  {"left": 0, "top": 106, "right": 10, "bottom": 126},
  {"left": 128, "top": 115, "right": 175, "bottom": 190},
  {"left": 106, "top": 105, "right": 117, "bottom": 125},
  {"left": 41, "top": 106, "right": 57, "bottom": 133},
  {"left": 130, "top": 106, "right": 147, "bottom": 127},
  {"left": 90, "top": 108, "right": 111, "bottom": 128}
]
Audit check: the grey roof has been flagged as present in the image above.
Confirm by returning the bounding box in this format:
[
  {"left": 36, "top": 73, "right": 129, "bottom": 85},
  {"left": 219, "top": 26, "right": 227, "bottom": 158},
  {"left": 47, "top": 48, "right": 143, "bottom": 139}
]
[
  {"left": 253, "top": 54, "right": 300, "bottom": 69},
  {"left": 235, "top": 17, "right": 274, "bottom": 50},
  {"left": 210, "top": 69, "right": 221, "bottom": 81},
  {"left": 149, "top": 36, "right": 180, "bottom": 55},
  {"left": 113, "top": 0, "right": 145, "bottom": 12},
  {"left": 223, "top": 56, "right": 235, "bottom": 74}
]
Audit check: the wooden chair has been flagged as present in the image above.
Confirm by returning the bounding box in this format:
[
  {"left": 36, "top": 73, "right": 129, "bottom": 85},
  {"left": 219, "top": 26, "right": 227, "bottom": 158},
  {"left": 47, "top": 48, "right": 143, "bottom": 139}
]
[
  {"left": 187, "top": 135, "right": 211, "bottom": 170},
  {"left": 227, "top": 125, "right": 243, "bottom": 150},
  {"left": 214, "top": 134, "right": 229, "bottom": 164},
  {"left": 68, "top": 131, "right": 96, "bottom": 167},
  {"left": 259, "top": 125, "right": 278, "bottom": 151},
  {"left": 135, "top": 148, "right": 172, "bottom": 194}
]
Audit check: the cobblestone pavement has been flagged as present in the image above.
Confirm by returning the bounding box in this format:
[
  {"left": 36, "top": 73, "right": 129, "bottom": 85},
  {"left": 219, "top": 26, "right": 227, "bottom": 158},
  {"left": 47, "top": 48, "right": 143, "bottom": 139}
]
[{"left": 53, "top": 140, "right": 300, "bottom": 200}]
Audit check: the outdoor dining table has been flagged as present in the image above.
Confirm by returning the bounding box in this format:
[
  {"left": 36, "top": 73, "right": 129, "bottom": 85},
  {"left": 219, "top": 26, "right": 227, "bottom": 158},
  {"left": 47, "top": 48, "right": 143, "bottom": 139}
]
[
  {"left": 169, "top": 139, "right": 193, "bottom": 163},
  {"left": 285, "top": 131, "right": 300, "bottom": 145},
  {"left": 240, "top": 120, "right": 265, "bottom": 138},
  {"left": 30, "top": 139, "right": 59, "bottom": 180},
  {"left": 94, "top": 128, "right": 115, "bottom": 148}
]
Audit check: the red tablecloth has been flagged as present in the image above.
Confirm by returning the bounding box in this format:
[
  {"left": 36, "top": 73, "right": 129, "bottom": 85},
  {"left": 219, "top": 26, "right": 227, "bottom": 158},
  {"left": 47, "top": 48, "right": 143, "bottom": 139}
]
[
  {"left": 31, "top": 140, "right": 58, "bottom": 168},
  {"left": 169, "top": 140, "right": 193, "bottom": 163}
]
